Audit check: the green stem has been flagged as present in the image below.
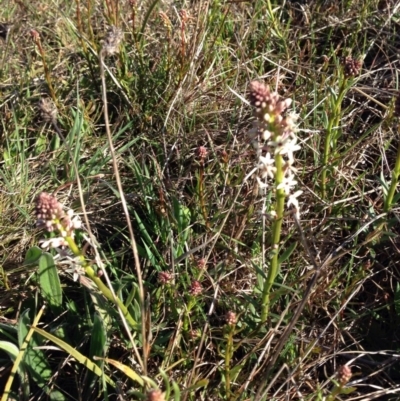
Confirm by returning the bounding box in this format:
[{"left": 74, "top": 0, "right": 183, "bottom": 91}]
[
  {"left": 326, "top": 384, "right": 344, "bottom": 401},
  {"left": 321, "top": 79, "right": 347, "bottom": 199},
  {"left": 65, "top": 236, "right": 138, "bottom": 329},
  {"left": 224, "top": 326, "right": 234, "bottom": 397},
  {"left": 260, "top": 153, "right": 286, "bottom": 322},
  {"left": 384, "top": 125, "right": 400, "bottom": 212}
]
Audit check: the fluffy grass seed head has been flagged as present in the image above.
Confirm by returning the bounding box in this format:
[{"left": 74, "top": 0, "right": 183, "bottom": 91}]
[
  {"left": 102, "top": 26, "right": 123, "bottom": 56},
  {"left": 38, "top": 98, "right": 58, "bottom": 123}
]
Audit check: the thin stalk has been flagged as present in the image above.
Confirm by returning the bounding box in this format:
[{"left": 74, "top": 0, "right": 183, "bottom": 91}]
[
  {"left": 321, "top": 79, "right": 347, "bottom": 199},
  {"left": 99, "top": 49, "right": 148, "bottom": 376},
  {"left": 384, "top": 125, "right": 400, "bottom": 212},
  {"left": 260, "top": 153, "right": 286, "bottom": 322},
  {"left": 32, "top": 33, "right": 56, "bottom": 104},
  {"left": 198, "top": 159, "right": 209, "bottom": 229},
  {"left": 63, "top": 235, "right": 138, "bottom": 328},
  {"left": 224, "top": 325, "right": 234, "bottom": 397}
]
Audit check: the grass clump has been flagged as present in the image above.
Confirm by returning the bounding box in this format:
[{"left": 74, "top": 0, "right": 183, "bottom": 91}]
[{"left": 2, "top": 0, "right": 400, "bottom": 400}]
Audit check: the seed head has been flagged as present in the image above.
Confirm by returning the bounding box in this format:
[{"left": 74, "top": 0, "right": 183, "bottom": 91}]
[
  {"left": 159, "top": 12, "right": 172, "bottom": 32},
  {"left": 225, "top": 311, "right": 237, "bottom": 325},
  {"left": 102, "top": 26, "right": 123, "bottom": 56},
  {"left": 29, "top": 29, "right": 40, "bottom": 43},
  {"left": 38, "top": 98, "right": 57, "bottom": 123},
  {"left": 146, "top": 389, "right": 166, "bottom": 401},
  {"left": 343, "top": 56, "right": 362, "bottom": 77},
  {"left": 197, "top": 258, "right": 206, "bottom": 270},
  {"left": 158, "top": 271, "right": 172, "bottom": 285},
  {"left": 189, "top": 280, "right": 202, "bottom": 296},
  {"left": 179, "top": 9, "right": 190, "bottom": 24},
  {"left": 197, "top": 146, "right": 208, "bottom": 160},
  {"left": 336, "top": 365, "right": 352, "bottom": 386}
]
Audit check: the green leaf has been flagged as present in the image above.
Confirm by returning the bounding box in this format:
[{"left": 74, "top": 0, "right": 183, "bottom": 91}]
[
  {"left": 341, "top": 386, "right": 357, "bottom": 395},
  {"left": 33, "top": 327, "right": 115, "bottom": 387},
  {"left": 24, "top": 246, "right": 42, "bottom": 266},
  {"left": 38, "top": 253, "right": 63, "bottom": 313},
  {"left": 85, "top": 313, "right": 107, "bottom": 396},
  {"left": 278, "top": 242, "right": 297, "bottom": 264},
  {"left": 101, "top": 357, "right": 144, "bottom": 386},
  {"left": 18, "top": 310, "right": 54, "bottom": 396},
  {"left": 0, "top": 341, "right": 29, "bottom": 400},
  {"left": 394, "top": 283, "right": 400, "bottom": 317}
]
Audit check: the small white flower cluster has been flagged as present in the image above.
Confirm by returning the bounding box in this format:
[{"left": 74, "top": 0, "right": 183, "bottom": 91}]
[
  {"left": 39, "top": 209, "right": 82, "bottom": 250},
  {"left": 248, "top": 81, "right": 302, "bottom": 218}
]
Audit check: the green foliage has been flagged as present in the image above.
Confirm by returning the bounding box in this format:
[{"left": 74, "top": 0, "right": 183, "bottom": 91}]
[
  {"left": 1, "top": 0, "right": 400, "bottom": 400},
  {"left": 37, "top": 253, "right": 63, "bottom": 314}
]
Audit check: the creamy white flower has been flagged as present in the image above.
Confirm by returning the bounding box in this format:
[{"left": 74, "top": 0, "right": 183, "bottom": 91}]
[
  {"left": 259, "top": 152, "right": 276, "bottom": 179},
  {"left": 40, "top": 237, "right": 68, "bottom": 249},
  {"left": 287, "top": 190, "right": 303, "bottom": 218},
  {"left": 72, "top": 216, "right": 82, "bottom": 229},
  {"left": 256, "top": 176, "right": 269, "bottom": 189},
  {"left": 277, "top": 173, "right": 298, "bottom": 195},
  {"left": 261, "top": 129, "right": 272, "bottom": 141}
]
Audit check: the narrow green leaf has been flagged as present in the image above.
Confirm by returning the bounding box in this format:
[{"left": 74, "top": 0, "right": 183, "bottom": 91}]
[
  {"left": 38, "top": 253, "right": 62, "bottom": 313},
  {"left": 278, "top": 242, "right": 297, "bottom": 264},
  {"left": 18, "top": 310, "right": 53, "bottom": 395},
  {"left": 33, "top": 327, "right": 115, "bottom": 387},
  {"left": 100, "top": 357, "right": 144, "bottom": 386},
  {"left": 85, "top": 313, "right": 107, "bottom": 396},
  {"left": 394, "top": 283, "right": 400, "bottom": 317},
  {"left": 0, "top": 341, "right": 29, "bottom": 400}
]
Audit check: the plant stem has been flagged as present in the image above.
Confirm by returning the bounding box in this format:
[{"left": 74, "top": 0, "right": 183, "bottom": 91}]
[
  {"left": 321, "top": 79, "right": 347, "bottom": 199},
  {"left": 65, "top": 235, "right": 138, "bottom": 328},
  {"left": 224, "top": 325, "right": 234, "bottom": 398},
  {"left": 384, "top": 125, "right": 400, "bottom": 212},
  {"left": 260, "top": 153, "right": 286, "bottom": 322}
]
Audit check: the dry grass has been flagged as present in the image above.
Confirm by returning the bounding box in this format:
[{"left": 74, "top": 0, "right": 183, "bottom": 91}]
[{"left": 1, "top": 0, "right": 400, "bottom": 400}]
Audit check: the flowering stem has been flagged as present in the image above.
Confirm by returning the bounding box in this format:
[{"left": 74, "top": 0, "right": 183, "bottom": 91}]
[
  {"left": 64, "top": 235, "right": 138, "bottom": 328},
  {"left": 384, "top": 125, "right": 400, "bottom": 212},
  {"left": 198, "top": 159, "right": 210, "bottom": 229},
  {"left": 261, "top": 153, "right": 286, "bottom": 322},
  {"left": 224, "top": 324, "right": 234, "bottom": 397}
]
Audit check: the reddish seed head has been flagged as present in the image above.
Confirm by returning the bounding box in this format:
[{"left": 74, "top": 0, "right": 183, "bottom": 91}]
[
  {"left": 225, "top": 311, "right": 237, "bottom": 325},
  {"left": 146, "top": 389, "right": 166, "bottom": 401},
  {"left": 189, "top": 280, "right": 202, "bottom": 296},
  {"left": 197, "top": 258, "right": 206, "bottom": 270},
  {"left": 158, "top": 271, "right": 172, "bottom": 285},
  {"left": 343, "top": 56, "right": 362, "bottom": 77},
  {"left": 29, "top": 29, "right": 40, "bottom": 42},
  {"left": 336, "top": 365, "right": 352, "bottom": 386},
  {"left": 248, "top": 81, "right": 271, "bottom": 109},
  {"left": 197, "top": 146, "right": 208, "bottom": 160}
]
